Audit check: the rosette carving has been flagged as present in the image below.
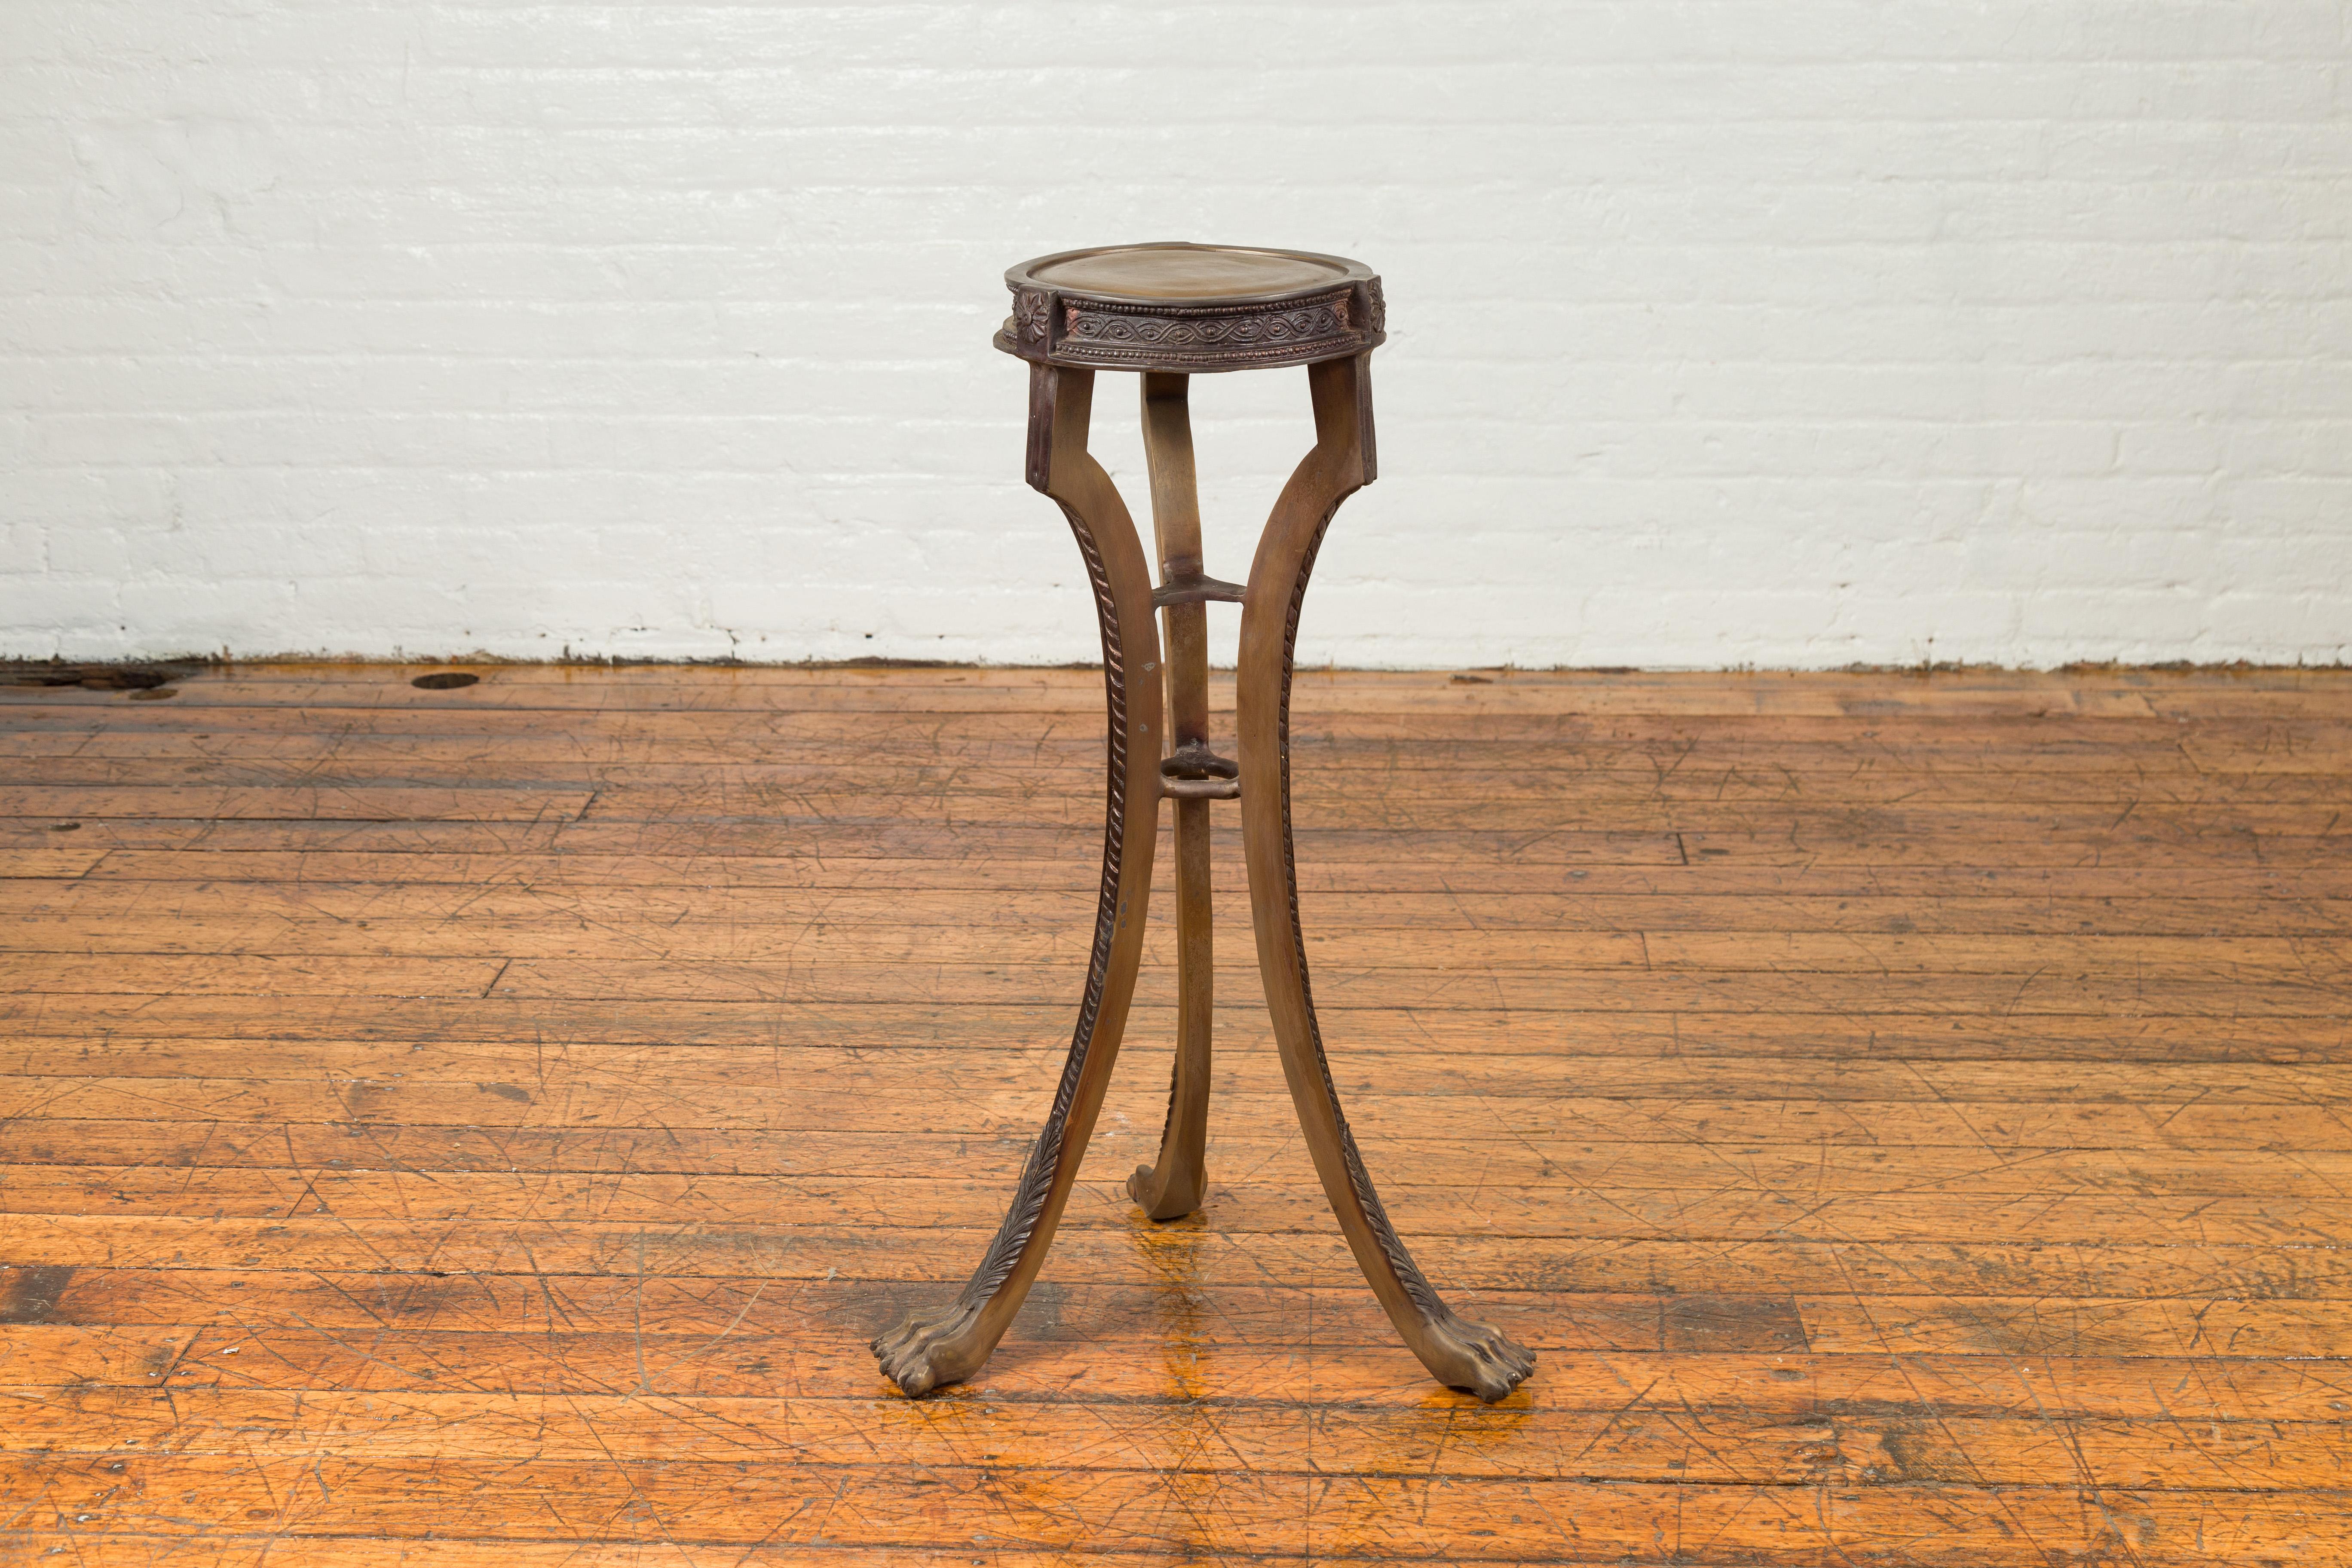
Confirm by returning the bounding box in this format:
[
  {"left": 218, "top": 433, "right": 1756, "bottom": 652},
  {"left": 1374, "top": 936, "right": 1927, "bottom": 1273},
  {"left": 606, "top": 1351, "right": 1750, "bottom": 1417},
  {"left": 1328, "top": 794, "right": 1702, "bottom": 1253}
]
[{"left": 1013, "top": 288, "right": 1051, "bottom": 349}]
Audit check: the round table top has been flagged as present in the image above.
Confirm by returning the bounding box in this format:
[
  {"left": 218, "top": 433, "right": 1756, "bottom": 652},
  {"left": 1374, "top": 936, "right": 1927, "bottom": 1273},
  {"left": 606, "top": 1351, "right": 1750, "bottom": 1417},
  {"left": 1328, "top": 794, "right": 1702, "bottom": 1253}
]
[
  {"left": 1029, "top": 245, "right": 1354, "bottom": 302},
  {"left": 997, "top": 242, "right": 1384, "bottom": 374}
]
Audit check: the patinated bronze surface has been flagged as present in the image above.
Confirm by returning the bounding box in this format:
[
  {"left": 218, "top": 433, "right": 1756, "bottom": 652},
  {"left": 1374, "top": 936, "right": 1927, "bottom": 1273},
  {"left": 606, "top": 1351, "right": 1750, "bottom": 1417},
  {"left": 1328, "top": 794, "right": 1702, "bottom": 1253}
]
[
  {"left": 995, "top": 241, "right": 1385, "bottom": 374},
  {"left": 873, "top": 245, "right": 1534, "bottom": 1404}
]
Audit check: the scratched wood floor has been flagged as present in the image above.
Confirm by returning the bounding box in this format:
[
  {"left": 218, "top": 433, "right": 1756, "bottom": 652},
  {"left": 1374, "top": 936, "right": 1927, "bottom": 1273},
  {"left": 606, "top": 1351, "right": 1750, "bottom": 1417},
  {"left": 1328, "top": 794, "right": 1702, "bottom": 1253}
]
[{"left": 2, "top": 662, "right": 2349, "bottom": 1565}]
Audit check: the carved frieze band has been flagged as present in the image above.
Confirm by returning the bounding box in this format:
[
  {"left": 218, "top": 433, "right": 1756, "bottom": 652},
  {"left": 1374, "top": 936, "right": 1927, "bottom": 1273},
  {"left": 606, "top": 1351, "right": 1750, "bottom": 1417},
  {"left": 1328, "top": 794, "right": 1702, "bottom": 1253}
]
[
  {"left": 998, "top": 283, "right": 1381, "bottom": 371},
  {"left": 1066, "top": 293, "right": 1345, "bottom": 349}
]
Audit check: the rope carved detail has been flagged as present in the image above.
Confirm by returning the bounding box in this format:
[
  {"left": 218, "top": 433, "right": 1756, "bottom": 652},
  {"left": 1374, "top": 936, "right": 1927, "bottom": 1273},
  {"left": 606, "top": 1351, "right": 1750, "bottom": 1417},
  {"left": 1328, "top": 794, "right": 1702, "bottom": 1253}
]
[
  {"left": 1276, "top": 461, "right": 1452, "bottom": 1325},
  {"left": 952, "top": 491, "right": 1127, "bottom": 1307}
]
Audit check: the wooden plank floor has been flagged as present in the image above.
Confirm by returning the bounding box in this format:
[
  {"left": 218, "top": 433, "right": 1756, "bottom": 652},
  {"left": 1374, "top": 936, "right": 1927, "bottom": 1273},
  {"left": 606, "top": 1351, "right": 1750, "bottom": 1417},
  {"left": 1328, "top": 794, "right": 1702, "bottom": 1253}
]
[{"left": 3, "top": 661, "right": 2349, "bottom": 1565}]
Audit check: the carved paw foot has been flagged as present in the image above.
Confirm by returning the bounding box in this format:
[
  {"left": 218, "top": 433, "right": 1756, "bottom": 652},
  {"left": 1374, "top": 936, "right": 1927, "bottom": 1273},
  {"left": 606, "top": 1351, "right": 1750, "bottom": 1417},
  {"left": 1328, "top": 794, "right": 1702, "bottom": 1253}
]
[
  {"left": 1421, "top": 1313, "right": 1536, "bottom": 1403},
  {"left": 870, "top": 1295, "right": 990, "bottom": 1398}
]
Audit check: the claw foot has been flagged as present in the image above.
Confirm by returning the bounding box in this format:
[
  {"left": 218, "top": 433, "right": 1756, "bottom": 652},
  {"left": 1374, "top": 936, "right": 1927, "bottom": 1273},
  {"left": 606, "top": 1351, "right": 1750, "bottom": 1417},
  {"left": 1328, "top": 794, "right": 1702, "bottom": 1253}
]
[
  {"left": 1421, "top": 1313, "right": 1536, "bottom": 1403},
  {"left": 871, "top": 1294, "right": 991, "bottom": 1398}
]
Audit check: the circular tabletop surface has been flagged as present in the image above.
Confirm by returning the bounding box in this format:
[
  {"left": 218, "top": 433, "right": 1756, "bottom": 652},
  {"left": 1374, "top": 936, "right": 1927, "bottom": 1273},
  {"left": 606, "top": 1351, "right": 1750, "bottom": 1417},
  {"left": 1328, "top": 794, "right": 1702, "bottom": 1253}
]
[
  {"left": 998, "top": 242, "right": 1383, "bottom": 373},
  {"left": 1029, "top": 245, "right": 1353, "bottom": 302}
]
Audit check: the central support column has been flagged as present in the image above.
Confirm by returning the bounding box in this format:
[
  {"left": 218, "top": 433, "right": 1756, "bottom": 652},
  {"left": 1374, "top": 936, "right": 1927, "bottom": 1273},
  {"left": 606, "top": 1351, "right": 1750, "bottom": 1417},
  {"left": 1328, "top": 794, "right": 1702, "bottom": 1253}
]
[{"left": 1128, "top": 371, "right": 1216, "bottom": 1220}]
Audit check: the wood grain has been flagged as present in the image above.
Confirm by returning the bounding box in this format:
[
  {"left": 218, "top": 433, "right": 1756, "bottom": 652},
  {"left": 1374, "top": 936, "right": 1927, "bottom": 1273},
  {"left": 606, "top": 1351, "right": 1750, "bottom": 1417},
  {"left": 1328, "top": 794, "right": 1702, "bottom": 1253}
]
[{"left": 3, "top": 662, "right": 2349, "bottom": 1562}]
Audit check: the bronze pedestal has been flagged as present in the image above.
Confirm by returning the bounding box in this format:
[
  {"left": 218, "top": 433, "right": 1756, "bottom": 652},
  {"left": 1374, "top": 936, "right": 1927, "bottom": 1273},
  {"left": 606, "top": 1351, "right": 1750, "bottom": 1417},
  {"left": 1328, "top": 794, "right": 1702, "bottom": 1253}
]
[{"left": 872, "top": 243, "right": 1535, "bottom": 1404}]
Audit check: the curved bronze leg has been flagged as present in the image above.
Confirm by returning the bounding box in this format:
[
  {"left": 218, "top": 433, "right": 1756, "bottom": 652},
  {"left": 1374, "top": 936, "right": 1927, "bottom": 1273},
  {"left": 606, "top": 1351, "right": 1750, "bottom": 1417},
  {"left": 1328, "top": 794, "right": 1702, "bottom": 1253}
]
[
  {"left": 1129, "top": 371, "right": 1214, "bottom": 1220},
  {"left": 1234, "top": 353, "right": 1536, "bottom": 1403},
  {"left": 873, "top": 364, "right": 1164, "bottom": 1396}
]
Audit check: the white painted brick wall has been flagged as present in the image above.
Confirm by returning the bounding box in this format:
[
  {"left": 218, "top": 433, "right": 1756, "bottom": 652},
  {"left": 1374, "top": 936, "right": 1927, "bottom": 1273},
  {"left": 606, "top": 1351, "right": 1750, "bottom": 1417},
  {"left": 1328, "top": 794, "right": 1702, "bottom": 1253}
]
[{"left": 4, "top": 1, "right": 2348, "bottom": 668}]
